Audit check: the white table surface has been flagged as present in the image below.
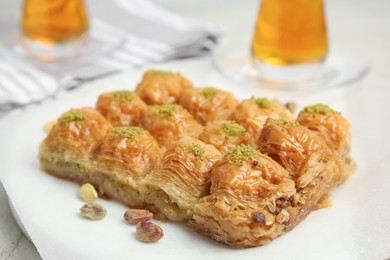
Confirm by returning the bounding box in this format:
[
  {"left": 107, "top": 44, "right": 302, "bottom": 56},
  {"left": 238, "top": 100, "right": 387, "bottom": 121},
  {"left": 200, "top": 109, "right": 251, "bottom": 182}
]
[{"left": 1, "top": 0, "right": 389, "bottom": 259}]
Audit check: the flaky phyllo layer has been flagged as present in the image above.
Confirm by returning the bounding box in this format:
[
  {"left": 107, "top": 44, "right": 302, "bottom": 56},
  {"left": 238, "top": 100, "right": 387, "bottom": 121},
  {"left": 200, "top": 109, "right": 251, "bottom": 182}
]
[{"left": 39, "top": 70, "right": 355, "bottom": 248}]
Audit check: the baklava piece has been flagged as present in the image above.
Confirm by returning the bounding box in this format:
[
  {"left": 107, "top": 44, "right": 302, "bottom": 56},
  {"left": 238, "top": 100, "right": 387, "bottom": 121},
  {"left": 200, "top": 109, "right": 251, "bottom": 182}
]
[
  {"left": 96, "top": 90, "right": 147, "bottom": 126},
  {"left": 198, "top": 120, "right": 251, "bottom": 153},
  {"left": 260, "top": 119, "right": 340, "bottom": 214},
  {"left": 92, "top": 126, "right": 162, "bottom": 207},
  {"left": 260, "top": 119, "right": 334, "bottom": 188},
  {"left": 178, "top": 87, "right": 239, "bottom": 125},
  {"left": 39, "top": 107, "right": 112, "bottom": 182},
  {"left": 140, "top": 104, "right": 203, "bottom": 147},
  {"left": 229, "top": 97, "right": 294, "bottom": 148},
  {"left": 135, "top": 69, "right": 193, "bottom": 105},
  {"left": 190, "top": 145, "right": 296, "bottom": 247},
  {"left": 140, "top": 136, "right": 221, "bottom": 221},
  {"left": 297, "top": 104, "right": 355, "bottom": 184},
  {"left": 192, "top": 117, "right": 348, "bottom": 247}
]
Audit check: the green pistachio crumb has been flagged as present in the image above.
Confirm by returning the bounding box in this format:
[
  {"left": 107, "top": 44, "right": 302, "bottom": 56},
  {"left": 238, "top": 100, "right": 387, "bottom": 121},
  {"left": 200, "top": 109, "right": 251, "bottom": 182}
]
[
  {"left": 113, "top": 90, "right": 134, "bottom": 102},
  {"left": 266, "top": 119, "right": 300, "bottom": 127},
  {"left": 41, "top": 157, "right": 88, "bottom": 173},
  {"left": 183, "top": 143, "right": 207, "bottom": 160},
  {"left": 201, "top": 88, "right": 218, "bottom": 100},
  {"left": 58, "top": 111, "right": 84, "bottom": 123},
  {"left": 111, "top": 126, "right": 143, "bottom": 138},
  {"left": 303, "top": 104, "right": 339, "bottom": 115},
  {"left": 223, "top": 145, "right": 259, "bottom": 164},
  {"left": 150, "top": 104, "right": 176, "bottom": 118},
  {"left": 148, "top": 69, "right": 175, "bottom": 76},
  {"left": 222, "top": 121, "right": 246, "bottom": 137},
  {"left": 255, "top": 97, "right": 273, "bottom": 109}
]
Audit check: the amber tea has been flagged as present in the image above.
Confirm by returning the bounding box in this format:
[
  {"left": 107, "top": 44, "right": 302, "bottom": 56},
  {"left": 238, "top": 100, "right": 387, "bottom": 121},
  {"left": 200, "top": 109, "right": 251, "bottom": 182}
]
[
  {"left": 251, "top": 0, "right": 328, "bottom": 66},
  {"left": 21, "top": 0, "right": 89, "bottom": 60}
]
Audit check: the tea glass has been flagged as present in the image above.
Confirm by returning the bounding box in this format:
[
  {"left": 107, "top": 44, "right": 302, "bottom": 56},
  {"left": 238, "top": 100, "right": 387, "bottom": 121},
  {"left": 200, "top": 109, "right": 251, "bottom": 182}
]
[
  {"left": 21, "top": 0, "right": 89, "bottom": 61},
  {"left": 252, "top": 0, "right": 328, "bottom": 82},
  {"left": 212, "top": 0, "right": 369, "bottom": 90}
]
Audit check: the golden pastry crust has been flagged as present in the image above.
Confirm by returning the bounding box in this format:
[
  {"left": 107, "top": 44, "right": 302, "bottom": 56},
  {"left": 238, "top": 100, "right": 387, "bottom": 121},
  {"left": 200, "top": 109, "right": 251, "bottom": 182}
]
[
  {"left": 178, "top": 87, "right": 239, "bottom": 125},
  {"left": 40, "top": 118, "right": 162, "bottom": 209},
  {"left": 191, "top": 118, "right": 347, "bottom": 247},
  {"left": 297, "top": 104, "right": 351, "bottom": 155},
  {"left": 229, "top": 97, "right": 294, "bottom": 149},
  {"left": 94, "top": 126, "right": 161, "bottom": 180},
  {"left": 135, "top": 69, "right": 193, "bottom": 105},
  {"left": 259, "top": 119, "right": 341, "bottom": 217},
  {"left": 198, "top": 120, "right": 251, "bottom": 153},
  {"left": 39, "top": 107, "right": 112, "bottom": 187},
  {"left": 190, "top": 145, "right": 296, "bottom": 247},
  {"left": 40, "top": 107, "right": 112, "bottom": 163},
  {"left": 96, "top": 90, "right": 147, "bottom": 126},
  {"left": 91, "top": 126, "right": 162, "bottom": 207},
  {"left": 140, "top": 104, "right": 203, "bottom": 147},
  {"left": 297, "top": 104, "right": 355, "bottom": 184},
  {"left": 259, "top": 119, "right": 333, "bottom": 188},
  {"left": 140, "top": 136, "right": 221, "bottom": 221}
]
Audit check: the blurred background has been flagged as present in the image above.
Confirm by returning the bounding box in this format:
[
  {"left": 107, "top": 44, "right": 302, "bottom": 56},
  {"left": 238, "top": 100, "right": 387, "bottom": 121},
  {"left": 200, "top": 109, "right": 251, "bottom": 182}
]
[
  {"left": 0, "top": 0, "right": 389, "bottom": 76},
  {"left": 153, "top": 0, "right": 390, "bottom": 77}
]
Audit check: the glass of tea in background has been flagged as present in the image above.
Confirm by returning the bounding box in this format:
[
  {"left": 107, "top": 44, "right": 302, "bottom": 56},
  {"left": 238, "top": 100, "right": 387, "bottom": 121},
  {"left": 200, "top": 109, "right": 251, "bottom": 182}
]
[
  {"left": 251, "top": 0, "right": 328, "bottom": 82},
  {"left": 21, "top": 0, "right": 89, "bottom": 61}
]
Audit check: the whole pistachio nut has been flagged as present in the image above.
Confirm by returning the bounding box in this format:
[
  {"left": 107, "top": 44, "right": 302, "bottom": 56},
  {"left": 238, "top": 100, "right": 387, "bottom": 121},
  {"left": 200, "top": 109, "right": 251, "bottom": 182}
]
[
  {"left": 124, "top": 209, "right": 153, "bottom": 225},
  {"left": 285, "top": 102, "right": 297, "bottom": 114},
  {"left": 79, "top": 183, "right": 98, "bottom": 202},
  {"left": 43, "top": 121, "right": 56, "bottom": 133},
  {"left": 80, "top": 202, "right": 107, "bottom": 220},
  {"left": 136, "top": 222, "right": 164, "bottom": 242}
]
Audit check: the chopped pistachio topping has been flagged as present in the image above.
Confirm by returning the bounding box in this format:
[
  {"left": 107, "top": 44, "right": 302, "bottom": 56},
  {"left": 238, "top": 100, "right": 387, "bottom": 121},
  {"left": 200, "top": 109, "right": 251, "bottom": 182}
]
[
  {"left": 58, "top": 111, "right": 84, "bottom": 123},
  {"left": 266, "top": 119, "right": 300, "bottom": 127},
  {"left": 222, "top": 121, "right": 246, "bottom": 137},
  {"left": 303, "top": 104, "right": 339, "bottom": 115},
  {"left": 150, "top": 104, "right": 176, "bottom": 118},
  {"left": 183, "top": 143, "right": 206, "bottom": 160},
  {"left": 255, "top": 97, "right": 273, "bottom": 109},
  {"left": 111, "top": 126, "right": 143, "bottom": 138},
  {"left": 223, "top": 145, "right": 259, "bottom": 164},
  {"left": 201, "top": 87, "right": 218, "bottom": 99},
  {"left": 113, "top": 90, "right": 134, "bottom": 102},
  {"left": 148, "top": 69, "right": 175, "bottom": 76}
]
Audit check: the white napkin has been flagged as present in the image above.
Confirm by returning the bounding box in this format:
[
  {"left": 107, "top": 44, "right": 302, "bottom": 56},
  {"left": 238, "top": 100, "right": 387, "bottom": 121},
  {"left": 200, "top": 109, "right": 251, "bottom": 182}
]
[
  {"left": 0, "top": 0, "right": 223, "bottom": 115},
  {"left": 89, "top": 0, "right": 223, "bottom": 68}
]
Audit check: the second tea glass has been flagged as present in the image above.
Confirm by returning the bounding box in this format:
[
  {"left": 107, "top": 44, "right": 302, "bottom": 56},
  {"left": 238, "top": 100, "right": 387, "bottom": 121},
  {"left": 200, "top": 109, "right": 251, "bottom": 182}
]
[
  {"left": 212, "top": 0, "right": 369, "bottom": 90},
  {"left": 252, "top": 0, "right": 328, "bottom": 82}
]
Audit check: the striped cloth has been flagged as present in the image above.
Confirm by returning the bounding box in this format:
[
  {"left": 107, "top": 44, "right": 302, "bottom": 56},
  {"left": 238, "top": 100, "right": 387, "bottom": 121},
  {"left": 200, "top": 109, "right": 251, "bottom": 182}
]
[{"left": 0, "top": 0, "right": 223, "bottom": 115}]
